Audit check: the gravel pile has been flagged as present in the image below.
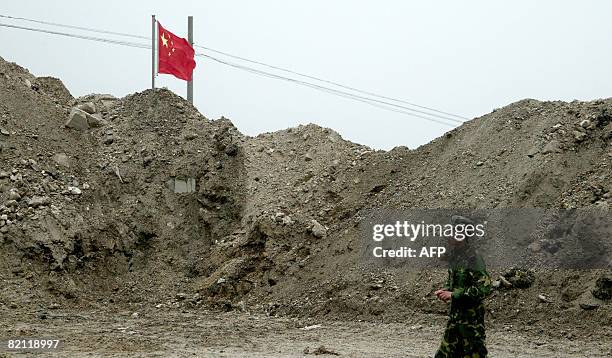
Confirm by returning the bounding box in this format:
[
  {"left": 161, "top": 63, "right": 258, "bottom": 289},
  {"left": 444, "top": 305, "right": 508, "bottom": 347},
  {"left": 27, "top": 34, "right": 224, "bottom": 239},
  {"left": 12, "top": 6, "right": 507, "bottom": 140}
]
[{"left": 0, "top": 56, "right": 609, "bottom": 335}]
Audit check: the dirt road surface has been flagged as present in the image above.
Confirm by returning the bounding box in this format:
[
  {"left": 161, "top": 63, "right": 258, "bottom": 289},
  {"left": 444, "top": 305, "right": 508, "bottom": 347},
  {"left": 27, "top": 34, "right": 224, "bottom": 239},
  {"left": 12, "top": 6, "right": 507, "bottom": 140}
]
[{"left": 1, "top": 309, "right": 609, "bottom": 357}]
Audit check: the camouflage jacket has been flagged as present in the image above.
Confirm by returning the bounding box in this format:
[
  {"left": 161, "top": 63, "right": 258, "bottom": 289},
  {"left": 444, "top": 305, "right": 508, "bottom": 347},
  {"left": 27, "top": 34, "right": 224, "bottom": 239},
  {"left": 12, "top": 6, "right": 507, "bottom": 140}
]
[{"left": 443, "top": 254, "right": 492, "bottom": 307}]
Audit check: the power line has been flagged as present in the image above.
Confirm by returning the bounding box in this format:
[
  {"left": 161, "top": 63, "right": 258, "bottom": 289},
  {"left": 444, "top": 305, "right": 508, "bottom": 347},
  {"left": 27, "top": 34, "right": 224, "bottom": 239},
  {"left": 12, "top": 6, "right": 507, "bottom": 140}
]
[
  {"left": 0, "top": 21, "right": 460, "bottom": 127},
  {"left": 196, "top": 53, "right": 458, "bottom": 126},
  {"left": 0, "top": 22, "right": 150, "bottom": 49},
  {"left": 0, "top": 21, "right": 457, "bottom": 126},
  {"left": 0, "top": 14, "right": 149, "bottom": 40},
  {"left": 0, "top": 13, "right": 468, "bottom": 122},
  {"left": 194, "top": 44, "right": 467, "bottom": 122},
  {"left": 198, "top": 50, "right": 462, "bottom": 125}
]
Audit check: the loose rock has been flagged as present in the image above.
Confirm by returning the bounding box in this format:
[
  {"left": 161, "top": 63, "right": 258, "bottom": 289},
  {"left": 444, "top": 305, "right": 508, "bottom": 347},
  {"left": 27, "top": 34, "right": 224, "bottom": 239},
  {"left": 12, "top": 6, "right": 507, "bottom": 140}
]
[
  {"left": 310, "top": 220, "right": 327, "bottom": 238},
  {"left": 573, "top": 130, "right": 587, "bottom": 142},
  {"left": 579, "top": 119, "right": 591, "bottom": 129},
  {"left": 28, "top": 196, "right": 50, "bottom": 208},
  {"left": 8, "top": 190, "right": 21, "bottom": 201},
  {"left": 78, "top": 102, "right": 96, "bottom": 114},
  {"left": 63, "top": 186, "right": 82, "bottom": 195},
  {"left": 542, "top": 140, "right": 562, "bottom": 154},
  {"left": 65, "top": 108, "right": 90, "bottom": 130}
]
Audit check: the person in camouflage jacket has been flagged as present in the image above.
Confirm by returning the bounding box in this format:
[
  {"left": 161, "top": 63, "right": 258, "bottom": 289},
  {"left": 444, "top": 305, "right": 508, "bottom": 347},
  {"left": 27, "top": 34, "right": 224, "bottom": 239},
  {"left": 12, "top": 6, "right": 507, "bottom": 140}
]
[{"left": 434, "top": 216, "right": 492, "bottom": 358}]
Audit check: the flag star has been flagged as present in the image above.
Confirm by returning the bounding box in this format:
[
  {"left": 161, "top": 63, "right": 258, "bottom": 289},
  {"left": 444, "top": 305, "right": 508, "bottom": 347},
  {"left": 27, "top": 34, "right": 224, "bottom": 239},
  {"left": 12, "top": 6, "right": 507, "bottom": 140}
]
[{"left": 161, "top": 33, "right": 169, "bottom": 47}]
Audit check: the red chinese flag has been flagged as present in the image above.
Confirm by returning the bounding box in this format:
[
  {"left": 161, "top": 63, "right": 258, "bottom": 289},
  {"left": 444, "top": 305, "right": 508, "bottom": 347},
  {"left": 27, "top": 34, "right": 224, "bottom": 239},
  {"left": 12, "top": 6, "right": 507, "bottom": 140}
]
[{"left": 157, "top": 22, "right": 196, "bottom": 81}]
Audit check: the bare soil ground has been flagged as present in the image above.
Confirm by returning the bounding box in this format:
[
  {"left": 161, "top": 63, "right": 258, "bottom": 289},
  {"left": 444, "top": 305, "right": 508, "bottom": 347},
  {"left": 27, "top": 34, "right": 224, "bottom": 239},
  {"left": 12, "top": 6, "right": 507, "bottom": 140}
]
[{"left": 1, "top": 308, "right": 610, "bottom": 357}]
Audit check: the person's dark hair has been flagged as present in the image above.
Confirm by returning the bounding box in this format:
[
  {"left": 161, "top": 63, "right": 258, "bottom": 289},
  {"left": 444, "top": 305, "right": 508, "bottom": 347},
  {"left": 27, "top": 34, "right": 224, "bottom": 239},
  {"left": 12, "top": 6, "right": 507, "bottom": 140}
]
[{"left": 449, "top": 215, "right": 482, "bottom": 269}]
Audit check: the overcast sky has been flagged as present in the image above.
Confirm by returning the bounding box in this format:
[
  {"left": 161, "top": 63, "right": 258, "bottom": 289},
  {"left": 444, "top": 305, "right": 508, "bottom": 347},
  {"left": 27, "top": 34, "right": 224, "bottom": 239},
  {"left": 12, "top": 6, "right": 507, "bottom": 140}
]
[{"left": 2, "top": 1, "right": 612, "bottom": 149}]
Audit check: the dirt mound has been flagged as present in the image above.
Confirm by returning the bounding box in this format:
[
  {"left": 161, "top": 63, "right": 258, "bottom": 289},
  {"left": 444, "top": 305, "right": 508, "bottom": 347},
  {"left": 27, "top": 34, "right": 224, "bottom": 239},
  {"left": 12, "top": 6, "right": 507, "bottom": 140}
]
[{"left": 0, "top": 55, "right": 610, "bottom": 341}]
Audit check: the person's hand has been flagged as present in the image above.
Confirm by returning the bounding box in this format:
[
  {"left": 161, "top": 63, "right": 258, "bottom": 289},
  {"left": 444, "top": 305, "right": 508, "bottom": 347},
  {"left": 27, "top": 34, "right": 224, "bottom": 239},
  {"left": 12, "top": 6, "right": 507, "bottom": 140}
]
[{"left": 434, "top": 290, "right": 452, "bottom": 302}]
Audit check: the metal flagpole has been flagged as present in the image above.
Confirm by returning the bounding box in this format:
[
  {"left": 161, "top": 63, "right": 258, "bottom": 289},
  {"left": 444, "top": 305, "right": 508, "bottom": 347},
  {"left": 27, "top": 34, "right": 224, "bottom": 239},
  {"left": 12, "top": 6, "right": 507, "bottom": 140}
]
[
  {"left": 151, "top": 15, "right": 156, "bottom": 89},
  {"left": 187, "top": 16, "right": 193, "bottom": 103}
]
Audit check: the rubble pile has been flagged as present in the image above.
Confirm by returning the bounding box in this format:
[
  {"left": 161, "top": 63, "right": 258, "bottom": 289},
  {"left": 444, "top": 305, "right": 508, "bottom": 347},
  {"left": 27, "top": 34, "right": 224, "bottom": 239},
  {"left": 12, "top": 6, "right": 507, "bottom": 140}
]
[{"left": 0, "top": 55, "right": 610, "bottom": 334}]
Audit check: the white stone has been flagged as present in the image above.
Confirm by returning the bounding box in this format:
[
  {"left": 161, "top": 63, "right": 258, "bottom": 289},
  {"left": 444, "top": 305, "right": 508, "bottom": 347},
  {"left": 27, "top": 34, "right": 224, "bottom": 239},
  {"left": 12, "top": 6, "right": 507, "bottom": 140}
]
[{"left": 65, "top": 108, "right": 89, "bottom": 130}]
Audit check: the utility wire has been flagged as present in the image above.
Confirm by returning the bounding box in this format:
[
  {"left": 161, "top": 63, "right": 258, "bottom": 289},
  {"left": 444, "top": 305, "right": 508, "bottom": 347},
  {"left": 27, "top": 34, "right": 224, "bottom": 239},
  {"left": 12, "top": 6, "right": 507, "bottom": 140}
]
[
  {"left": 0, "top": 22, "right": 150, "bottom": 49},
  {"left": 0, "top": 14, "right": 149, "bottom": 40},
  {"left": 194, "top": 44, "right": 467, "bottom": 122},
  {"left": 0, "top": 21, "right": 459, "bottom": 126},
  {"left": 196, "top": 53, "right": 457, "bottom": 126},
  {"left": 0, "top": 13, "right": 468, "bottom": 122}
]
